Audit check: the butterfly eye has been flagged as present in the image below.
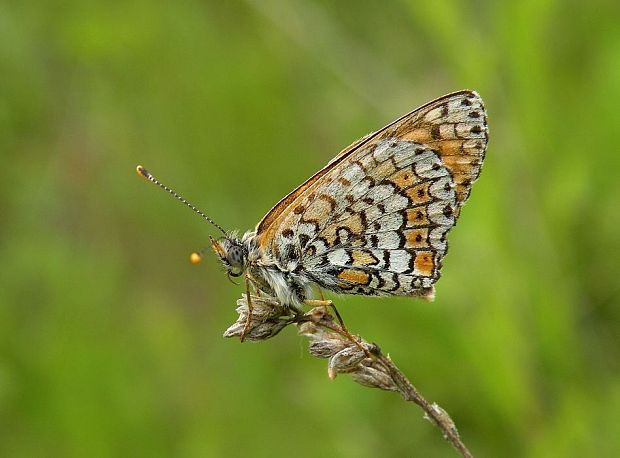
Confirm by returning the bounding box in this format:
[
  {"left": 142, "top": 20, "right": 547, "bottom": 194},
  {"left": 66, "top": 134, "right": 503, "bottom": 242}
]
[{"left": 226, "top": 244, "right": 246, "bottom": 269}]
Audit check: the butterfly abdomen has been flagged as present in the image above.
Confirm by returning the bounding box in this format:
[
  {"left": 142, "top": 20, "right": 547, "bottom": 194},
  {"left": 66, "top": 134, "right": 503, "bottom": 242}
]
[{"left": 251, "top": 264, "right": 311, "bottom": 310}]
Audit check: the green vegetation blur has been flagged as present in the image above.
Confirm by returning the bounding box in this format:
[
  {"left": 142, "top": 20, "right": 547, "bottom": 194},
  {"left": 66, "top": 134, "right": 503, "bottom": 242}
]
[{"left": 2, "top": 1, "right": 619, "bottom": 456}]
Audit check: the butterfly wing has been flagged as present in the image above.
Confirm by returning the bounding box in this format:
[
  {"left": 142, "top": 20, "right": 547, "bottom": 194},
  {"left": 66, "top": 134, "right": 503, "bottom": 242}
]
[{"left": 256, "top": 91, "right": 488, "bottom": 297}]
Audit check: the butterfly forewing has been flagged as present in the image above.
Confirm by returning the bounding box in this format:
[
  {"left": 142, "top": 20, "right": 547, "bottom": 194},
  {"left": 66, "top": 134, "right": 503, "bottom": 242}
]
[
  {"left": 256, "top": 91, "right": 487, "bottom": 298},
  {"left": 392, "top": 92, "right": 487, "bottom": 213}
]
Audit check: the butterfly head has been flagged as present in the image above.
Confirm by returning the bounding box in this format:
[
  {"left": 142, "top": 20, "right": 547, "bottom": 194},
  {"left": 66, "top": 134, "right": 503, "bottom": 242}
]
[
  {"left": 134, "top": 165, "right": 248, "bottom": 276},
  {"left": 210, "top": 235, "right": 247, "bottom": 277}
]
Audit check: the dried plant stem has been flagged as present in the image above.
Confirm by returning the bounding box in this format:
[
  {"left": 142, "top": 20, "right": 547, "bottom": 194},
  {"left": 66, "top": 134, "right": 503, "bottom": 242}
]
[
  {"left": 372, "top": 353, "right": 473, "bottom": 458},
  {"left": 224, "top": 295, "right": 473, "bottom": 457}
]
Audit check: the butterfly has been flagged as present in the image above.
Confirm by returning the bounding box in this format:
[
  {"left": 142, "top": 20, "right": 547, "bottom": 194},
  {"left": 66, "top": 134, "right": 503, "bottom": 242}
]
[{"left": 138, "top": 90, "right": 488, "bottom": 318}]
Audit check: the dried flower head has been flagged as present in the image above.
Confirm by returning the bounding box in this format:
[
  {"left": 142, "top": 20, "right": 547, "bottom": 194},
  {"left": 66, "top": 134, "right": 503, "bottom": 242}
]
[
  {"left": 223, "top": 295, "right": 470, "bottom": 457},
  {"left": 223, "top": 295, "right": 293, "bottom": 341},
  {"left": 298, "top": 309, "right": 397, "bottom": 391}
]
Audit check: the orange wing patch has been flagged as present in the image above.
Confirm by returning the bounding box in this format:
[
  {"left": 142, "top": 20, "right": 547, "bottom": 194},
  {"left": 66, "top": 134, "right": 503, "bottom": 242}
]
[
  {"left": 351, "top": 250, "right": 379, "bottom": 266},
  {"left": 303, "top": 194, "right": 335, "bottom": 221},
  {"left": 405, "top": 182, "right": 432, "bottom": 205},
  {"left": 402, "top": 128, "right": 432, "bottom": 144},
  {"left": 389, "top": 167, "right": 417, "bottom": 190},
  {"left": 338, "top": 269, "right": 371, "bottom": 287},
  {"left": 414, "top": 252, "right": 435, "bottom": 277},
  {"left": 433, "top": 139, "right": 464, "bottom": 156},
  {"left": 405, "top": 228, "right": 429, "bottom": 249},
  {"left": 333, "top": 213, "right": 366, "bottom": 235},
  {"left": 406, "top": 208, "right": 430, "bottom": 227}
]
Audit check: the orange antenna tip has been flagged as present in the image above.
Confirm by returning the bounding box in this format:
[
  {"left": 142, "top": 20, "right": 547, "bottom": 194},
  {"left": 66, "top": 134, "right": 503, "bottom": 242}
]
[
  {"left": 136, "top": 165, "right": 150, "bottom": 180},
  {"left": 190, "top": 252, "right": 203, "bottom": 265}
]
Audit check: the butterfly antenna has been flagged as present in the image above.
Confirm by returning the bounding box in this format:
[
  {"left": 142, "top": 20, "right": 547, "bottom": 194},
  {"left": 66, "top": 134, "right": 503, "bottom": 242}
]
[{"left": 136, "top": 165, "right": 227, "bottom": 236}]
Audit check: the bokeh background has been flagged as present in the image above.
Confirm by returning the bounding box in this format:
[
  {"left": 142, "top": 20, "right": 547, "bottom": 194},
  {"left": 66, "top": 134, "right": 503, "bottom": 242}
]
[{"left": 2, "top": 1, "right": 620, "bottom": 456}]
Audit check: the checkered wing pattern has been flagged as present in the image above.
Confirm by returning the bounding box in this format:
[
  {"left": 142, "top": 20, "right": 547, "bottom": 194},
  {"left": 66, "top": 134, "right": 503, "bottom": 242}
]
[{"left": 256, "top": 91, "right": 487, "bottom": 297}]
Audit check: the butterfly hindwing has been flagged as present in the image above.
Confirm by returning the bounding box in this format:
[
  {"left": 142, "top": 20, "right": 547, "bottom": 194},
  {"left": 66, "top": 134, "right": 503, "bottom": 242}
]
[
  {"left": 256, "top": 91, "right": 487, "bottom": 298},
  {"left": 290, "top": 140, "right": 456, "bottom": 297}
]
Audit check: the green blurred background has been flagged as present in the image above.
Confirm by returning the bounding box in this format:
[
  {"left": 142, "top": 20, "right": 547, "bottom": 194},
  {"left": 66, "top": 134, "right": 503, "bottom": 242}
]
[{"left": 2, "top": 1, "right": 619, "bottom": 456}]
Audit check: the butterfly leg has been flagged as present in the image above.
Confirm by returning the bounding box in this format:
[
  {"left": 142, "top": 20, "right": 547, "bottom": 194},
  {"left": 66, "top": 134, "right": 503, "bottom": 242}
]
[
  {"left": 304, "top": 299, "right": 346, "bottom": 328},
  {"left": 305, "top": 287, "right": 334, "bottom": 314},
  {"left": 240, "top": 274, "right": 254, "bottom": 342},
  {"left": 303, "top": 299, "right": 371, "bottom": 358}
]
